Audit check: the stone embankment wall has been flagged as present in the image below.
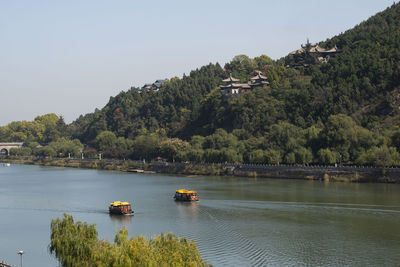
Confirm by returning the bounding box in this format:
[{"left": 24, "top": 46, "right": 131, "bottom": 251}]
[
  {"left": 1, "top": 157, "right": 400, "bottom": 183},
  {"left": 149, "top": 162, "right": 400, "bottom": 183}
]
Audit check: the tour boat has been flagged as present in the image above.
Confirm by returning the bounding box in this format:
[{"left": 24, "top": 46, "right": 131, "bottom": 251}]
[
  {"left": 109, "top": 201, "right": 134, "bottom": 215},
  {"left": 174, "top": 189, "right": 199, "bottom": 201},
  {"left": 3, "top": 163, "right": 10, "bottom": 167}
]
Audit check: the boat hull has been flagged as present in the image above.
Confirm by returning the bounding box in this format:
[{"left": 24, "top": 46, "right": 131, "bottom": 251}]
[
  {"left": 174, "top": 196, "right": 199, "bottom": 201},
  {"left": 108, "top": 205, "right": 133, "bottom": 215}
]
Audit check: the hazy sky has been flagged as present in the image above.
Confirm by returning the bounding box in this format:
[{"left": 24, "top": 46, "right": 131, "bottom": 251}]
[{"left": 0, "top": 0, "right": 396, "bottom": 125}]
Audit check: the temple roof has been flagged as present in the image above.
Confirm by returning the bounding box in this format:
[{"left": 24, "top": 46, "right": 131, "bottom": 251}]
[
  {"left": 222, "top": 74, "right": 240, "bottom": 82},
  {"left": 289, "top": 47, "right": 305, "bottom": 55},
  {"left": 323, "top": 46, "right": 339, "bottom": 53},
  {"left": 250, "top": 81, "right": 269, "bottom": 87},
  {"left": 250, "top": 73, "right": 268, "bottom": 80},
  {"left": 290, "top": 45, "right": 339, "bottom": 55},
  {"left": 220, "top": 83, "right": 251, "bottom": 89},
  {"left": 236, "top": 83, "right": 251, "bottom": 89}
]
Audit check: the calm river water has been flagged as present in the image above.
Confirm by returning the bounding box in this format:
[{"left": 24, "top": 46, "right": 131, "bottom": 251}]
[{"left": 1, "top": 164, "right": 400, "bottom": 266}]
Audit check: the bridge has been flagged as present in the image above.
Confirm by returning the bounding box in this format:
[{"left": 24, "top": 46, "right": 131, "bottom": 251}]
[{"left": 0, "top": 142, "right": 24, "bottom": 155}]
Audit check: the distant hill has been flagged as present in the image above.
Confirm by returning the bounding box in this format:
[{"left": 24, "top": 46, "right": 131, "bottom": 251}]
[
  {"left": 4, "top": 3, "right": 400, "bottom": 166},
  {"left": 71, "top": 3, "right": 400, "bottom": 142},
  {"left": 70, "top": 63, "right": 226, "bottom": 141}
]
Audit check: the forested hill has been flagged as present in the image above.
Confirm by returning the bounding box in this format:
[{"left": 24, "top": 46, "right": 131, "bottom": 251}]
[
  {"left": 70, "top": 63, "right": 226, "bottom": 141},
  {"left": 71, "top": 3, "right": 400, "bottom": 141},
  {"left": 3, "top": 3, "right": 400, "bottom": 166},
  {"left": 312, "top": 3, "right": 400, "bottom": 121}
]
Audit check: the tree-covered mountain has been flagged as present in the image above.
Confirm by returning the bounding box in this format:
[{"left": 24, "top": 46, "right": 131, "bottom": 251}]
[
  {"left": 3, "top": 3, "right": 400, "bottom": 166},
  {"left": 312, "top": 4, "right": 400, "bottom": 123},
  {"left": 70, "top": 63, "right": 226, "bottom": 141}
]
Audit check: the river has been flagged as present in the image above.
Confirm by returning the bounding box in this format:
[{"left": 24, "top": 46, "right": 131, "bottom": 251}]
[{"left": 0, "top": 164, "right": 399, "bottom": 266}]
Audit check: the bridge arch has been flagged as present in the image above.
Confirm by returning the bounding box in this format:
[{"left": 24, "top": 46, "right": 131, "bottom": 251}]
[{"left": 0, "top": 143, "right": 24, "bottom": 156}]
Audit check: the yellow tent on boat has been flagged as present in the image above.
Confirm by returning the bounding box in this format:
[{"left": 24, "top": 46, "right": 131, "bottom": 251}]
[
  {"left": 176, "top": 189, "right": 189, "bottom": 193},
  {"left": 110, "top": 201, "right": 131, "bottom": 206}
]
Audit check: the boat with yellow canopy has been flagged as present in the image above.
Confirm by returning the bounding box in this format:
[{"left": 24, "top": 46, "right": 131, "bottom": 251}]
[
  {"left": 109, "top": 201, "right": 134, "bottom": 215},
  {"left": 174, "top": 189, "right": 199, "bottom": 201}
]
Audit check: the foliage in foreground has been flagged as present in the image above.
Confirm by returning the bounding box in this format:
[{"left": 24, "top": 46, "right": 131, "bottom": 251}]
[{"left": 50, "top": 214, "right": 210, "bottom": 267}]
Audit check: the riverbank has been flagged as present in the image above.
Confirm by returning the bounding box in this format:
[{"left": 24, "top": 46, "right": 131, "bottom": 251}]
[{"left": 1, "top": 157, "right": 399, "bottom": 183}]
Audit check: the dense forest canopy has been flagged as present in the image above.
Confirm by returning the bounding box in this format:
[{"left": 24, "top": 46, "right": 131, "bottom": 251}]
[{"left": 2, "top": 3, "right": 400, "bottom": 166}]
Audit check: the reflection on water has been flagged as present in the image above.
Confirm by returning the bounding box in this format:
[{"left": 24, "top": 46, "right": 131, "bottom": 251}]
[
  {"left": 0, "top": 164, "right": 400, "bottom": 267},
  {"left": 175, "top": 201, "right": 199, "bottom": 220},
  {"left": 109, "top": 214, "right": 133, "bottom": 227}
]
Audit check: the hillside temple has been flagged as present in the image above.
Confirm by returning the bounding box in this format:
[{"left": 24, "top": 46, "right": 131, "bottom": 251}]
[
  {"left": 140, "top": 79, "right": 167, "bottom": 92},
  {"left": 289, "top": 44, "right": 340, "bottom": 63},
  {"left": 220, "top": 71, "right": 269, "bottom": 95}
]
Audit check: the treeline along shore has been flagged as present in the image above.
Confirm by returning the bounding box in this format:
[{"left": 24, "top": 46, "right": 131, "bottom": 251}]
[{"left": 2, "top": 156, "right": 400, "bottom": 183}]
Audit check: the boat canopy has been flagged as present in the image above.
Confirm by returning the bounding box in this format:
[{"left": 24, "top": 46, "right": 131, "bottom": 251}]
[
  {"left": 176, "top": 189, "right": 188, "bottom": 193},
  {"left": 110, "top": 201, "right": 131, "bottom": 206},
  {"left": 176, "top": 189, "right": 197, "bottom": 194}
]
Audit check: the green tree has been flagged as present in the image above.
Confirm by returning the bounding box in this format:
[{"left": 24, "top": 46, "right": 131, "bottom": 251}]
[
  {"left": 9, "top": 147, "right": 32, "bottom": 156},
  {"left": 294, "top": 147, "right": 313, "bottom": 164},
  {"left": 225, "top": 55, "right": 258, "bottom": 81},
  {"left": 35, "top": 146, "right": 57, "bottom": 158},
  {"left": 159, "top": 138, "right": 189, "bottom": 161},
  {"left": 284, "top": 152, "right": 296, "bottom": 164},
  {"left": 50, "top": 214, "right": 99, "bottom": 266},
  {"left": 183, "top": 148, "right": 204, "bottom": 162},
  {"left": 10, "top": 132, "right": 27, "bottom": 142},
  {"left": 319, "top": 114, "right": 356, "bottom": 161},
  {"left": 391, "top": 130, "right": 400, "bottom": 152},
  {"left": 249, "top": 149, "right": 265, "bottom": 164},
  {"left": 132, "top": 134, "right": 161, "bottom": 160},
  {"left": 265, "top": 149, "right": 281, "bottom": 164},
  {"left": 95, "top": 131, "right": 117, "bottom": 152},
  {"left": 254, "top": 54, "right": 273, "bottom": 70},
  {"left": 317, "top": 148, "right": 338, "bottom": 165},
  {"left": 47, "top": 138, "right": 83, "bottom": 157},
  {"left": 50, "top": 214, "right": 210, "bottom": 267},
  {"left": 356, "top": 146, "right": 400, "bottom": 167}
]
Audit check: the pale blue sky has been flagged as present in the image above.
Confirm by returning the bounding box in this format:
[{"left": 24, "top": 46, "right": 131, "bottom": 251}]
[{"left": 0, "top": 0, "right": 396, "bottom": 125}]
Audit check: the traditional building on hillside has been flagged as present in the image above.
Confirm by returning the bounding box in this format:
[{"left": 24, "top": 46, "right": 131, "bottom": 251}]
[
  {"left": 141, "top": 79, "right": 167, "bottom": 92},
  {"left": 249, "top": 71, "right": 269, "bottom": 89},
  {"left": 153, "top": 79, "right": 166, "bottom": 91},
  {"left": 220, "top": 74, "right": 251, "bottom": 95},
  {"left": 289, "top": 44, "right": 340, "bottom": 63},
  {"left": 220, "top": 72, "right": 269, "bottom": 96},
  {"left": 142, "top": 83, "right": 153, "bottom": 91}
]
